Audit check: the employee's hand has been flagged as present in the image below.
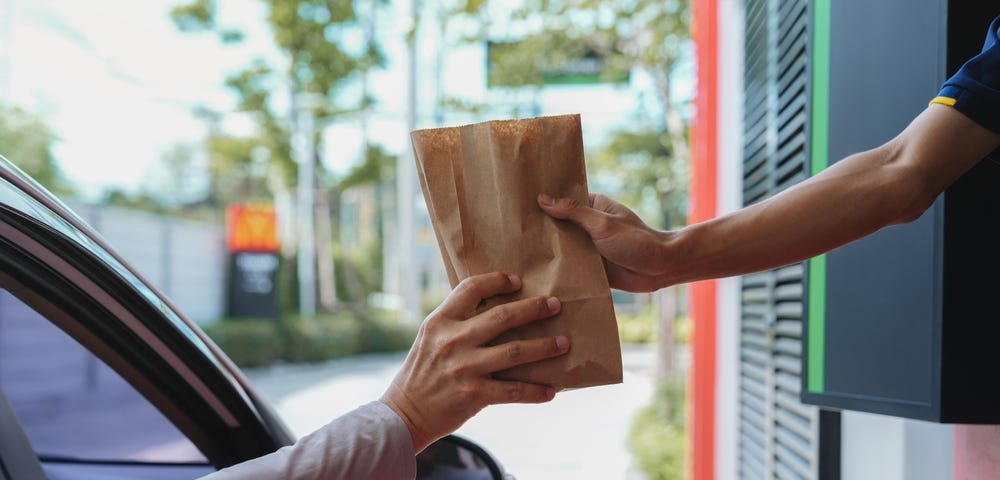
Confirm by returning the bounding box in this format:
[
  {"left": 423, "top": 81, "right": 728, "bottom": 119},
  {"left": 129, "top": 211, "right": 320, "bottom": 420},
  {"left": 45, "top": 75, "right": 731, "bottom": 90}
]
[
  {"left": 380, "top": 272, "right": 569, "bottom": 453},
  {"left": 538, "top": 193, "right": 671, "bottom": 293}
]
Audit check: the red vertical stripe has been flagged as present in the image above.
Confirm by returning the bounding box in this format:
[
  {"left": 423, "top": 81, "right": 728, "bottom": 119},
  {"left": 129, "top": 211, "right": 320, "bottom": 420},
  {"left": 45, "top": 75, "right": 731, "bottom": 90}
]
[{"left": 689, "top": 0, "right": 719, "bottom": 479}]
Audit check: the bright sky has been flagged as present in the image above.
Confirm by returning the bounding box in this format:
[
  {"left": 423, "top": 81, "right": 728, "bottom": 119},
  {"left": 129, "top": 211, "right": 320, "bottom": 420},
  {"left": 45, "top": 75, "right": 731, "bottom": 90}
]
[
  {"left": 1, "top": 0, "right": 282, "bottom": 199},
  {"left": 0, "top": 0, "right": 689, "bottom": 200}
]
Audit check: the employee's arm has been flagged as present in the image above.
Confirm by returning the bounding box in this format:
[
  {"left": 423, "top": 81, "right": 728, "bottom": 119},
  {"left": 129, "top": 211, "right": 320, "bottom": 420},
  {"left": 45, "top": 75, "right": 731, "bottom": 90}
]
[{"left": 540, "top": 105, "right": 1000, "bottom": 292}]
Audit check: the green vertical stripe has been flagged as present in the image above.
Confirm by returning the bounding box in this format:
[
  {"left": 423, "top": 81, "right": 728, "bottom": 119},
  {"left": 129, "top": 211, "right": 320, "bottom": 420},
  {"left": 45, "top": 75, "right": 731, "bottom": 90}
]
[
  {"left": 807, "top": 0, "right": 831, "bottom": 394},
  {"left": 810, "top": 0, "right": 830, "bottom": 177},
  {"left": 807, "top": 255, "right": 826, "bottom": 393}
]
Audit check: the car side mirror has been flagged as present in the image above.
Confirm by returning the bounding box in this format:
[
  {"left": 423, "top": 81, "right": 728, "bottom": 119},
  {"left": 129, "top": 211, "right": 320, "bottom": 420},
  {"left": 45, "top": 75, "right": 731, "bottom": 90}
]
[{"left": 416, "top": 434, "right": 509, "bottom": 479}]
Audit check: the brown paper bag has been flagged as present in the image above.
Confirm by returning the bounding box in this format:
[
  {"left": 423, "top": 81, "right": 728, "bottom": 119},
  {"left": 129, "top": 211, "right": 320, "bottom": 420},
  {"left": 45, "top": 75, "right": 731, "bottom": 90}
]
[{"left": 411, "top": 114, "right": 622, "bottom": 390}]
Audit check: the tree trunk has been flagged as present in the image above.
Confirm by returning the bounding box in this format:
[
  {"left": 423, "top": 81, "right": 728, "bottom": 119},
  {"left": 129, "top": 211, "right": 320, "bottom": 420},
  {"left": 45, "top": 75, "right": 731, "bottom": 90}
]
[
  {"left": 315, "top": 189, "right": 338, "bottom": 311},
  {"left": 658, "top": 75, "right": 690, "bottom": 164}
]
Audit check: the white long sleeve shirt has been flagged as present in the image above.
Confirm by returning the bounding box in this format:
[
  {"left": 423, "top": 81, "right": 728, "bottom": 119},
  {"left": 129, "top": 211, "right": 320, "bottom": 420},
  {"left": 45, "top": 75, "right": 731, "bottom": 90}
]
[{"left": 201, "top": 401, "right": 416, "bottom": 480}]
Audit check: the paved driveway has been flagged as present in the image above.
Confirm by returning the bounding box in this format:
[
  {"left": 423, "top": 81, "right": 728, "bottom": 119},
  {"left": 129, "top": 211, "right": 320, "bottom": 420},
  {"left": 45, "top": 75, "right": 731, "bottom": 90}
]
[{"left": 245, "top": 344, "right": 658, "bottom": 479}]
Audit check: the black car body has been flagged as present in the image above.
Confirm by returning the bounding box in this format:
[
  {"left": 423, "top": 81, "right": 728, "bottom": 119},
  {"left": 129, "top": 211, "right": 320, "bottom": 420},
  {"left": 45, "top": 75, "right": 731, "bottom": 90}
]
[{"left": 0, "top": 155, "right": 505, "bottom": 479}]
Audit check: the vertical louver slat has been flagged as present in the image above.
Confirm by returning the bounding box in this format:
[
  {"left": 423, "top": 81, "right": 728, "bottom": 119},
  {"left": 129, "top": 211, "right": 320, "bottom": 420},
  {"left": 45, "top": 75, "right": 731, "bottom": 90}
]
[{"left": 738, "top": 0, "right": 821, "bottom": 478}]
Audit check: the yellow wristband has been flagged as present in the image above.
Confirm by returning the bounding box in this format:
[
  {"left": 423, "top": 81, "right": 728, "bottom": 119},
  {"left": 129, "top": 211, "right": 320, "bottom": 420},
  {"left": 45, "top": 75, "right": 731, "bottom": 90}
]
[{"left": 929, "top": 95, "right": 957, "bottom": 107}]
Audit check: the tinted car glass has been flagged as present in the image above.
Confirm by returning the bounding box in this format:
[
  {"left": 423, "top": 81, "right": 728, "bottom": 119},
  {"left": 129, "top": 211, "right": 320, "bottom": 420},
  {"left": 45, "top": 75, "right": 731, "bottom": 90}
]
[
  {"left": 0, "top": 289, "right": 207, "bottom": 463},
  {"left": 0, "top": 169, "right": 223, "bottom": 367}
]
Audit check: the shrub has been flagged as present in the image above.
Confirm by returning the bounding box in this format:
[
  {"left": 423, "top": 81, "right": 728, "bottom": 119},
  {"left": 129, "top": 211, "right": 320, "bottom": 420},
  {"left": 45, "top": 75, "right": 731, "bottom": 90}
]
[
  {"left": 628, "top": 377, "right": 687, "bottom": 480},
  {"left": 674, "top": 315, "right": 692, "bottom": 345},
  {"left": 204, "top": 309, "right": 419, "bottom": 368},
  {"left": 618, "top": 306, "right": 658, "bottom": 344},
  {"left": 358, "top": 309, "right": 418, "bottom": 353},
  {"left": 203, "top": 318, "right": 282, "bottom": 368},
  {"left": 421, "top": 295, "right": 446, "bottom": 317},
  {"left": 333, "top": 242, "right": 384, "bottom": 304},
  {"left": 282, "top": 313, "right": 363, "bottom": 363}
]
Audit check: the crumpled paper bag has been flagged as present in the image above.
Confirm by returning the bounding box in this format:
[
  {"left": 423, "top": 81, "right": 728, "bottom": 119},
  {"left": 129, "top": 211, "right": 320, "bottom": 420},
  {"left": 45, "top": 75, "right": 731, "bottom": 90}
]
[{"left": 411, "top": 114, "right": 622, "bottom": 390}]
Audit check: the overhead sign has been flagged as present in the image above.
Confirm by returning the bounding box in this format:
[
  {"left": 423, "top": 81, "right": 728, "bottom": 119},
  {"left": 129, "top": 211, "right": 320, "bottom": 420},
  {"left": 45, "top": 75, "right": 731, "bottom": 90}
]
[
  {"left": 487, "top": 41, "right": 630, "bottom": 88},
  {"left": 226, "top": 204, "right": 280, "bottom": 320},
  {"left": 228, "top": 251, "right": 279, "bottom": 320}
]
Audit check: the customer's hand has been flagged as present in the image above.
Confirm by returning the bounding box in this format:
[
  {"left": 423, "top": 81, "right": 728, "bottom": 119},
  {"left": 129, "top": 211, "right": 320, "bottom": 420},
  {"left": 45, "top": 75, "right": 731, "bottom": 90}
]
[
  {"left": 538, "top": 193, "right": 670, "bottom": 292},
  {"left": 380, "top": 272, "right": 569, "bottom": 453}
]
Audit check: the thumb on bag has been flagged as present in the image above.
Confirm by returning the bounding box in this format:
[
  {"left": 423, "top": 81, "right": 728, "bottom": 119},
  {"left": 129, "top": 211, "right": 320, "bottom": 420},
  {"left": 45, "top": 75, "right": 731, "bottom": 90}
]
[{"left": 537, "top": 193, "right": 610, "bottom": 241}]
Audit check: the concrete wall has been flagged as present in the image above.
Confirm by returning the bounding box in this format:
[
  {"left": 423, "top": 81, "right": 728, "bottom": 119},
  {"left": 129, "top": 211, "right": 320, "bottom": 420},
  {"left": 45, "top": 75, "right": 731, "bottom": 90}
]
[
  {"left": 841, "top": 411, "right": 952, "bottom": 480},
  {"left": 69, "top": 202, "right": 226, "bottom": 325}
]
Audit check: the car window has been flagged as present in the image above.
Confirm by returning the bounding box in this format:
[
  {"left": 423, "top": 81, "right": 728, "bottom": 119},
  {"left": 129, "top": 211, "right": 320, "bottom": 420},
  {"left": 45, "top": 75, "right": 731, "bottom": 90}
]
[
  {"left": 0, "top": 288, "right": 207, "bottom": 464},
  {"left": 0, "top": 174, "right": 223, "bottom": 368}
]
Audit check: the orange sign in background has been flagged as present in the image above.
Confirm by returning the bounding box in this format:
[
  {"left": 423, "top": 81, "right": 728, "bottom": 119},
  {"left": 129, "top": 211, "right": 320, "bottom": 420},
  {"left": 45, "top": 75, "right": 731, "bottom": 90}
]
[{"left": 226, "top": 204, "right": 280, "bottom": 253}]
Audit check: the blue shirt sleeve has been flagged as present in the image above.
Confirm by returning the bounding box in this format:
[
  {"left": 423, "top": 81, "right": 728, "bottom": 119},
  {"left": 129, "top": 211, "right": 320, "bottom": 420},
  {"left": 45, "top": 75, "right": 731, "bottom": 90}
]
[{"left": 931, "top": 16, "right": 1000, "bottom": 134}]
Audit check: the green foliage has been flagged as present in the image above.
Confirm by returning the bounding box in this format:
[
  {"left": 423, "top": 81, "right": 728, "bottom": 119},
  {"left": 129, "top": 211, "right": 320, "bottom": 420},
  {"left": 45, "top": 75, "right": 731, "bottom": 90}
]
[
  {"left": 224, "top": 62, "right": 275, "bottom": 114},
  {"left": 589, "top": 124, "right": 688, "bottom": 229},
  {"left": 421, "top": 295, "right": 446, "bottom": 318},
  {"left": 150, "top": 142, "right": 213, "bottom": 208},
  {"left": 102, "top": 188, "right": 171, "bottom": 214},
  {"left": 486, "top": 34, "right": 594, "bottom": 88},
  {"left": 170, "top": 0, "right": 216, "bottom": 32},
  {"left": 277, "top": 254, "right": 300, "bottom": 316},
  {"left": 674, "top": 315, "right": 691, "bottom": 345},
  {"left": 169, "top": 1, "right": 395, "bottom": 326},
  {"left": 283, "top": 313, "right": 363, "bottom": 363},
  {"left": 358, "top": 309, "right": 418, "bottom": 353},
  {"left": 0, "top": 104, "right": 73, "bottom": 195},
  {"left": 202, "top": 318, "right": 282, "bottom": 367},
  {"left": 171, "top": 0, "right": 383, "bottom": 206},
  {"left": 452, "top": 0, "right": 692, "bottom": 228},
  {"left": 333, "top": 239, "right": 383, "bottom": 304},
  {"left": 468, "top": 0, "right": 690, "bottom": 98},
  {"left": 617, "top": 305, "right": 658, "bottom": 344},
  {"left": 219, "top": 29, "right": 246, "bottom": 44},
  {"left": 337, "top": 144, "right": 396, "bottom": 190},
  {"left": 267, "top": 0, "right": 366, "bottom": 97},
  {"left": 205, "top": 134, "right": 271, "bottom": 203},
  {"left": 202, "top": 309, "right": 416, "bottom": 368},
  {"left": 628, "top": 377, "right": 688, "bottom": 480}
]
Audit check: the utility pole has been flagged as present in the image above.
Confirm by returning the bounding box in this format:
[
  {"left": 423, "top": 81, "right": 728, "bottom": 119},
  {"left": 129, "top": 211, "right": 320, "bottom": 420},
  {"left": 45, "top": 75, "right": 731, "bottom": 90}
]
[
  {"left": 397, "top": 0, "right": 422, "bottom": 323},
  {"left": 295, "top": 94, "right": 317, "bottom": 316}
]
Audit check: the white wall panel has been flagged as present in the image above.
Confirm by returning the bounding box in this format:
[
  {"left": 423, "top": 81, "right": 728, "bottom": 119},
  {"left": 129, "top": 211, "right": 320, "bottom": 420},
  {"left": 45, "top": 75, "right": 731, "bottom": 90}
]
[
  {"left": 69, "top": 202, "right": 225, "bottom": 324},
  {"left": 716, "top": 0, "right": 746, "bottom": 478}
]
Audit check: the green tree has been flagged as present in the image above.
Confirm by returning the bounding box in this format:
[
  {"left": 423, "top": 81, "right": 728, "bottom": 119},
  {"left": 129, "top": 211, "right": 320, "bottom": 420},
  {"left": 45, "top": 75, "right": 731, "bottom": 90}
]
[
  {"left": 460, "top": 0, "right": 692, "bottom": 393},
  {"left": 629, "top": 378, "right": 687, "bottom": 480},
  {"left": 439, "top": 0, "right": 691, "bottom": 225},
  {"left": 590, "top": 124, "right": 688, "bottom": 229},
  {"left": 0, "top": 104, "right": 74, "bottom": 195},
  {"left": 172, "top": 0, "right": 391, "bottom": 314},
  {"left": 146, "top": 142, "right": 214, "bottom": 210},
  {"left": 171, "top": 0, "right": 386, "bottom": 205},
  {"left": 332, "top": 144, "right": 397, "bottom": 304}
]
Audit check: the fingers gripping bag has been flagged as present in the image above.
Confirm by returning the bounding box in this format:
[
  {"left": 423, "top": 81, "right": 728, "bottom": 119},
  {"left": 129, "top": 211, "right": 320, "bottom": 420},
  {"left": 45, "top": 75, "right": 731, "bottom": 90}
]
[{"left": 411, "top": 114, "right": 622, "bottom": 390}]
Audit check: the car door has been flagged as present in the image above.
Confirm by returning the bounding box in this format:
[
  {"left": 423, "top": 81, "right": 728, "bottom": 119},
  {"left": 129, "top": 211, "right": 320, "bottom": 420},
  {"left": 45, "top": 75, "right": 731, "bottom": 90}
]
[
  {"left": 0, "top": 159, "right": 293, "bottom": 478},
  {"left": 0, "top": 156, "right": 514, "bottom": 480}
]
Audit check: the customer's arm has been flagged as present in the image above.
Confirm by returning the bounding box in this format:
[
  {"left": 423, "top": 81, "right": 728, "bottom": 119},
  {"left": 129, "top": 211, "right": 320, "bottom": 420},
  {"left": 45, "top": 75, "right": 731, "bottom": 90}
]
[
  {"left": 381, "top": 271, "right": 568, "bottom": 453},
  {"left": 540, "top": 105, "right": 1000, "bottom": 292},
  {"left": 203, "top": 272, "right": 569, "bottom": 480},
  {"left": 202, "top": 401, "right": 418, "bottom": 480}
]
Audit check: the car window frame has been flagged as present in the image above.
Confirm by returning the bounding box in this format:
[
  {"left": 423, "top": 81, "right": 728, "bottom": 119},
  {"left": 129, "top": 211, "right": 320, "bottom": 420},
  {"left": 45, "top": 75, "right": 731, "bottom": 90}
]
[{"left": 0, "top": 194, "right": 290, "bottom": 469}]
